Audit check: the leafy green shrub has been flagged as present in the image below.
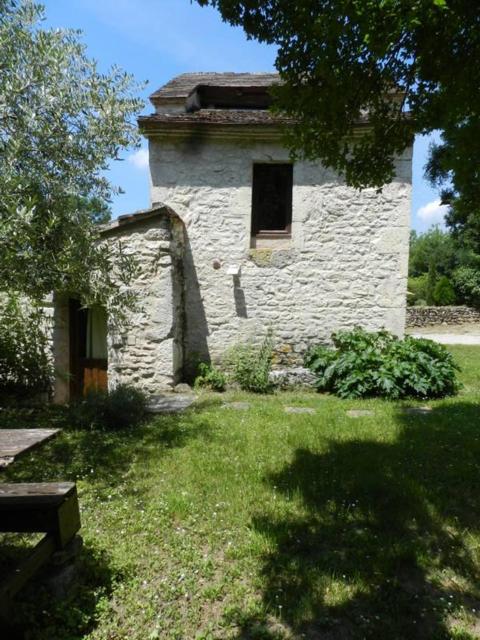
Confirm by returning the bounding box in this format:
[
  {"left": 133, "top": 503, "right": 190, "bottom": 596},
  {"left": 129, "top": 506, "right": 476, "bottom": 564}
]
[
  {"left": 305, "top": 327, "right": 459, "bottom": 399},
  {"left": 453, "top": 267, "right": 480, "bottom": 307},
  {"left": 69, "top": 384, "right": 147, "bottom": 430},
  {"left": 194, "top": 362, "right": 226, "bottom": 392},
  {"left": 407, "top": 274, "right": 428, "bottom": 306},
  {"left": 433, "top": 275, "right": 456, "bottom": 305},
  {"left": 0, "top": 294, "right": 53, "bottom": 401},
  {"left": 227, "top": 332, "right": 274, "bottom": 393}
]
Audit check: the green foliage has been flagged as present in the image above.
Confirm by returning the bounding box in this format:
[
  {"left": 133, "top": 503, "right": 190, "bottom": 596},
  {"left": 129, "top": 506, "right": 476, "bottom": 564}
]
[
  {"left": 194, "top": 362, "right": 226, "bottom": 392},
  {"left": 0, "top": 294, "right": 53, "bottom": 400},
  {"left": 425, "top": 262, "right": 437, "bottom": 306},
  {"left": 227, "top": 333, "right": 274, "bottom": 393},
  {"left": 433, "top": 275, "right": 456, "bottom": 306},
  {"left": 0, "top": 1, "right": 143, "bottom": 315},
  {"left": 408, "top": 228, "right": 480, "bottom": 306},
  {"left": 197, "top": 1, "right": 480, "bottom": 247},
  {"left": 305, "top": 328, "right": 459, "bottom": 400},
  {"left": 407, "top": 274, "right": 428, "bottom": 306},
  {"left": 69, "top": 384, "right": 147, "bottom": 430},
  {"left": 453, "top": 267, "right": 480, "bottom": 308},
  {"left": 409, "top": 228, "right": 457, "bottom": 278}
]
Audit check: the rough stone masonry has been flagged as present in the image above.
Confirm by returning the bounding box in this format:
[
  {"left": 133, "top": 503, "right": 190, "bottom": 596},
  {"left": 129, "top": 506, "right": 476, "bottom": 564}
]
[
  {"left": 51, "top": 73, "right": 412, "bottom": 400},
  {"left": 141, "top": 73, "right": 412, "bottom": 380}
]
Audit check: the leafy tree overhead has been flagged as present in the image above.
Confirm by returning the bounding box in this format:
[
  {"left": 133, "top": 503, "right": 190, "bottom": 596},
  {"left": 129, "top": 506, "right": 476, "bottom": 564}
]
[
  {"left": 0, "top": 0, "right": 143, "bottom": 311},
  {"left": 198, "top": 0, "right": 480, "bottom": 243}
]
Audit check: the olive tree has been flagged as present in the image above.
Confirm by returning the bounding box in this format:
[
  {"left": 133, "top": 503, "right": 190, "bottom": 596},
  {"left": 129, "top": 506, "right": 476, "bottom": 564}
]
[{"left": 0, "top": 0, "right": 143, "bottom": 310}]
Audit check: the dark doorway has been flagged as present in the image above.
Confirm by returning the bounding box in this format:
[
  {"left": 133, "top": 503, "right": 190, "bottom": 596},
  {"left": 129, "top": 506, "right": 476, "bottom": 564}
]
[{"left": 69, "top": 299, "right": 108, "bottom": 398}]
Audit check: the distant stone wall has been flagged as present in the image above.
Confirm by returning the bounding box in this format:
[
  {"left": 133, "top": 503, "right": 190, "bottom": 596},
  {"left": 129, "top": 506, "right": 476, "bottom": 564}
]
[
  {"left": 149, "top": 136, "right": 412, "bottom": 375},
  {"left": 406, "top": 306, "right": 480, "bottom": 328}
]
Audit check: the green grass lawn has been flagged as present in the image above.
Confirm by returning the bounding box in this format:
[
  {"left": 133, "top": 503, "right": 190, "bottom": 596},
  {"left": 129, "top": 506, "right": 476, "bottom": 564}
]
[{"left": 2, "top": 345, "right": 480, "bottom": 639}]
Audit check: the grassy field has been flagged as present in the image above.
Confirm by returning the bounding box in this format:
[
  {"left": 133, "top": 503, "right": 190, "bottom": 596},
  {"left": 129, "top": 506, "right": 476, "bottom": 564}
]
[{"left": 2, "top": 345, "right": 480, "bottom": 639}]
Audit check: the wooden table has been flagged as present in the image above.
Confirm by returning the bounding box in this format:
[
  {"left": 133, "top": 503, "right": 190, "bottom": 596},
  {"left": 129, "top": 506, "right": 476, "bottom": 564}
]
[
  {"left": 0, "top": 429, "right": 60, "bottom": 469},
  {"left": 0, "top": 427, "right": 81, "bottom": 625}
]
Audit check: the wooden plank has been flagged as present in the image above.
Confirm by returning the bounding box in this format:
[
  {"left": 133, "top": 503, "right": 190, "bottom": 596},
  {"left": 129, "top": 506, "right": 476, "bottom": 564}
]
[
  {"left": 0, "top": 457, "right": 14, "bottom": 470},
  {"left": 0, "top": 534, "right": 56, "bottom": 618},
  {"left": 0, "top": 429, "right": 60, "bottom": 465},
  {"left": 0, "top": 483, "right": 81, "bottom": 547},
  {"left": 0, "top": 483, "right": 76, "bottom": 506},
  {"left": 56, "top": 492, "right": 82, "bottom": 547}
]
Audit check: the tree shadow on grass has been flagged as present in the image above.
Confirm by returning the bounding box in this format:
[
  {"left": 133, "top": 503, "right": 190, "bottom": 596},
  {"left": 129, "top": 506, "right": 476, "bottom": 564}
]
[
  {"left": 2, "top": 408, "right": 212, "bottom": 488},
  {"left": 235, "top": 402, "right": 480, "bottom": 639},
  {"left": 0, "top": 406, "right": 212, "bottom": 638},
  {"left": 2, "top": 541, "right": 123, "bottom": 640}
]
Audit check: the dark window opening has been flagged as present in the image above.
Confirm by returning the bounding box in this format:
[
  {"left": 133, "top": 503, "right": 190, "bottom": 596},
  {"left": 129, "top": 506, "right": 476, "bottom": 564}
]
[
  {"left": 251, "top": 163, "right": 293, "bottom": 237},
  {"left": 186, "top": 85, "right": 272, "bottom": 112}
]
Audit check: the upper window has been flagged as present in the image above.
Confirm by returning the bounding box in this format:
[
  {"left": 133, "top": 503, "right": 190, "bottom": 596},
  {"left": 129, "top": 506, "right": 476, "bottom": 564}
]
[{"left": 251, "top": 163, "right": 293, "bottom": 237}]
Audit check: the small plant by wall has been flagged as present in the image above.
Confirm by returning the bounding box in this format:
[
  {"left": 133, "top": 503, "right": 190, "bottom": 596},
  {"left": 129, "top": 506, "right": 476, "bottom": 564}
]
[
  {"left": 226, "top": 332, "right": 274, "bottom": 393},
  {"left": 194, "top": 362, "right": 226, "bottom": 392}
]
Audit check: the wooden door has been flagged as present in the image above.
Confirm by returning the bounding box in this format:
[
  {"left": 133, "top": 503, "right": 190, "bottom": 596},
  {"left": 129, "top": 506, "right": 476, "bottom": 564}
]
[{"left": 69, "top": 300, "right": 108, "bottom": 398}]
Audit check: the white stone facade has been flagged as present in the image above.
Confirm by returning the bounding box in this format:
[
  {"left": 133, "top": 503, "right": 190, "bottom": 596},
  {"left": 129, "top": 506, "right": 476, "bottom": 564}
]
[
  {"left": 51, "top": 73, "right": 412, "bottom": 400},
  {"left": 148, "top": 137, "right": 411, "bottom": 375}
]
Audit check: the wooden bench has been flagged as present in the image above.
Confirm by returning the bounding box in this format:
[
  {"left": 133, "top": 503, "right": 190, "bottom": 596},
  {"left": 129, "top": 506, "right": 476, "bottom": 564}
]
[{"left": 0, "top": 482, "right": 81, "bottom": 618}]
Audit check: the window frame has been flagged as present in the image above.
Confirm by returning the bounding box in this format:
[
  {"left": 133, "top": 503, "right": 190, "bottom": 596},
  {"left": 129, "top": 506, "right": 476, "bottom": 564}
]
[{"left": 251, "top": 163, "right": 293, "bottom": 238}]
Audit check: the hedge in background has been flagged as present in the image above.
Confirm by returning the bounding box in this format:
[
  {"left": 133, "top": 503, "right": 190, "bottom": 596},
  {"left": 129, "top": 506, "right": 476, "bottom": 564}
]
[
  {"left": 305, "top": 328, "right": 459, "bottom": 400},
  {"left": 453, "top": 267, "right": 480, "bottom": 309}
]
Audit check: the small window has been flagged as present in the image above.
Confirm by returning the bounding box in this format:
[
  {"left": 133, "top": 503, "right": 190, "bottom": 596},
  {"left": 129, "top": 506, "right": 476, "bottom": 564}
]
[{"left": 251, "top": 163, "right": 293, "bottom": 237}]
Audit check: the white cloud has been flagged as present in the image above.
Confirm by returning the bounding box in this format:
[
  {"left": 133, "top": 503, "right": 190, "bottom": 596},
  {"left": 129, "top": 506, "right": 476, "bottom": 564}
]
[
  {"left": 416, "top": 198, "right": 448, "bottom": 223},
  {"left": 77, "top": 0, "right": 276, "bottom": 71},
  {"left": 128, "top": 148, "right": 149, "bottom": 171}
]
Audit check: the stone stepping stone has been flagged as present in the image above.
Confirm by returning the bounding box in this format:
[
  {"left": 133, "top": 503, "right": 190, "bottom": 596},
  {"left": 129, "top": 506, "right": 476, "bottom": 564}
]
[
  {"left": 221, "top": 402, "right": 250, "bottom": 410},
  {"left": 402, "top": 406, "right": 433, "bottom": 415},
  {"left": 347, "top": 409, "right": 375, "bottom": 418},
  {"left": 147, "top": 394, "right": 196, "bottom": 414},
  {"left": 284, "top": 407, "right": 315, "bottom": 414}
]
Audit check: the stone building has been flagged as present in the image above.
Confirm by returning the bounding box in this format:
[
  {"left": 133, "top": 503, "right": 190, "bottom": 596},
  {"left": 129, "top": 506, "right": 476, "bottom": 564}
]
[{"left": 51, "top": 72, "right": 412, "bottom": 402}]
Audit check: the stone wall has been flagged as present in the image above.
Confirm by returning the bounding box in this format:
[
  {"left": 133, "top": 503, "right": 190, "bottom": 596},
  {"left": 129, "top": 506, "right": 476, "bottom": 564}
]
[
  {"left": 149, "top": 136, "right": 412, "bottom": 373},
  {"left": 406, "top": 306, "right": 480, "bottom": 328},
  {"left": 105, "top": 214, "right": 184, "bottom": 393},
  {"left": 50, "top": 211, "right": 184, "bottom": 402}
]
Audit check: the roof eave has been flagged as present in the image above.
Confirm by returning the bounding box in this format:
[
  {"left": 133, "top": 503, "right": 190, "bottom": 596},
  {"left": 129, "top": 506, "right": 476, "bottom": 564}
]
[{"left": 100, "top": 204, "right": 180, "bottom": 236}]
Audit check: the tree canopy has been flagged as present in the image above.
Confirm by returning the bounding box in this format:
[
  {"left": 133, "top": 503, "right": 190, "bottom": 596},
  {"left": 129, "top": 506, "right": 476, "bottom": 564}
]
[
  {"left": 0, "top": 0, "right": 143, "bottom": 310},
  {"left": 197, "top": 0, "right": 480, "bottom": 245}
]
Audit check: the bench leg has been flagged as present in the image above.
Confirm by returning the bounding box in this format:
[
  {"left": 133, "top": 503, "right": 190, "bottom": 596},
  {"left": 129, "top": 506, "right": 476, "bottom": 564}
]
[
  {"left": 55, "top": 492, "right": 81, "bottom": 548},
  {"left": 0, "top": 534, "right": 56, "bottom": 620}
]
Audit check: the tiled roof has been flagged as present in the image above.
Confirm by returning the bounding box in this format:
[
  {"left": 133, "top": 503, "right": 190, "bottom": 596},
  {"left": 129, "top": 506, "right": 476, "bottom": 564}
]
[{"left": 150, "top": 72, "right": 280, "bottom": 102}]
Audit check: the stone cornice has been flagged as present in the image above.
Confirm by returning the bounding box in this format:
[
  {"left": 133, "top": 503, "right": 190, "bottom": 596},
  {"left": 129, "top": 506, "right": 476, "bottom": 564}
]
[{"left": 139, "top": 121, "right": 289, "bottom": 143}]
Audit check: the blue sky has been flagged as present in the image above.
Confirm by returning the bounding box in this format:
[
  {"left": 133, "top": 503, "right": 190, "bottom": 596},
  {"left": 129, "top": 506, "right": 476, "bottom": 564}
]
[{"left": 43, "top": 0, "right": 445, "bottom": 233}]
